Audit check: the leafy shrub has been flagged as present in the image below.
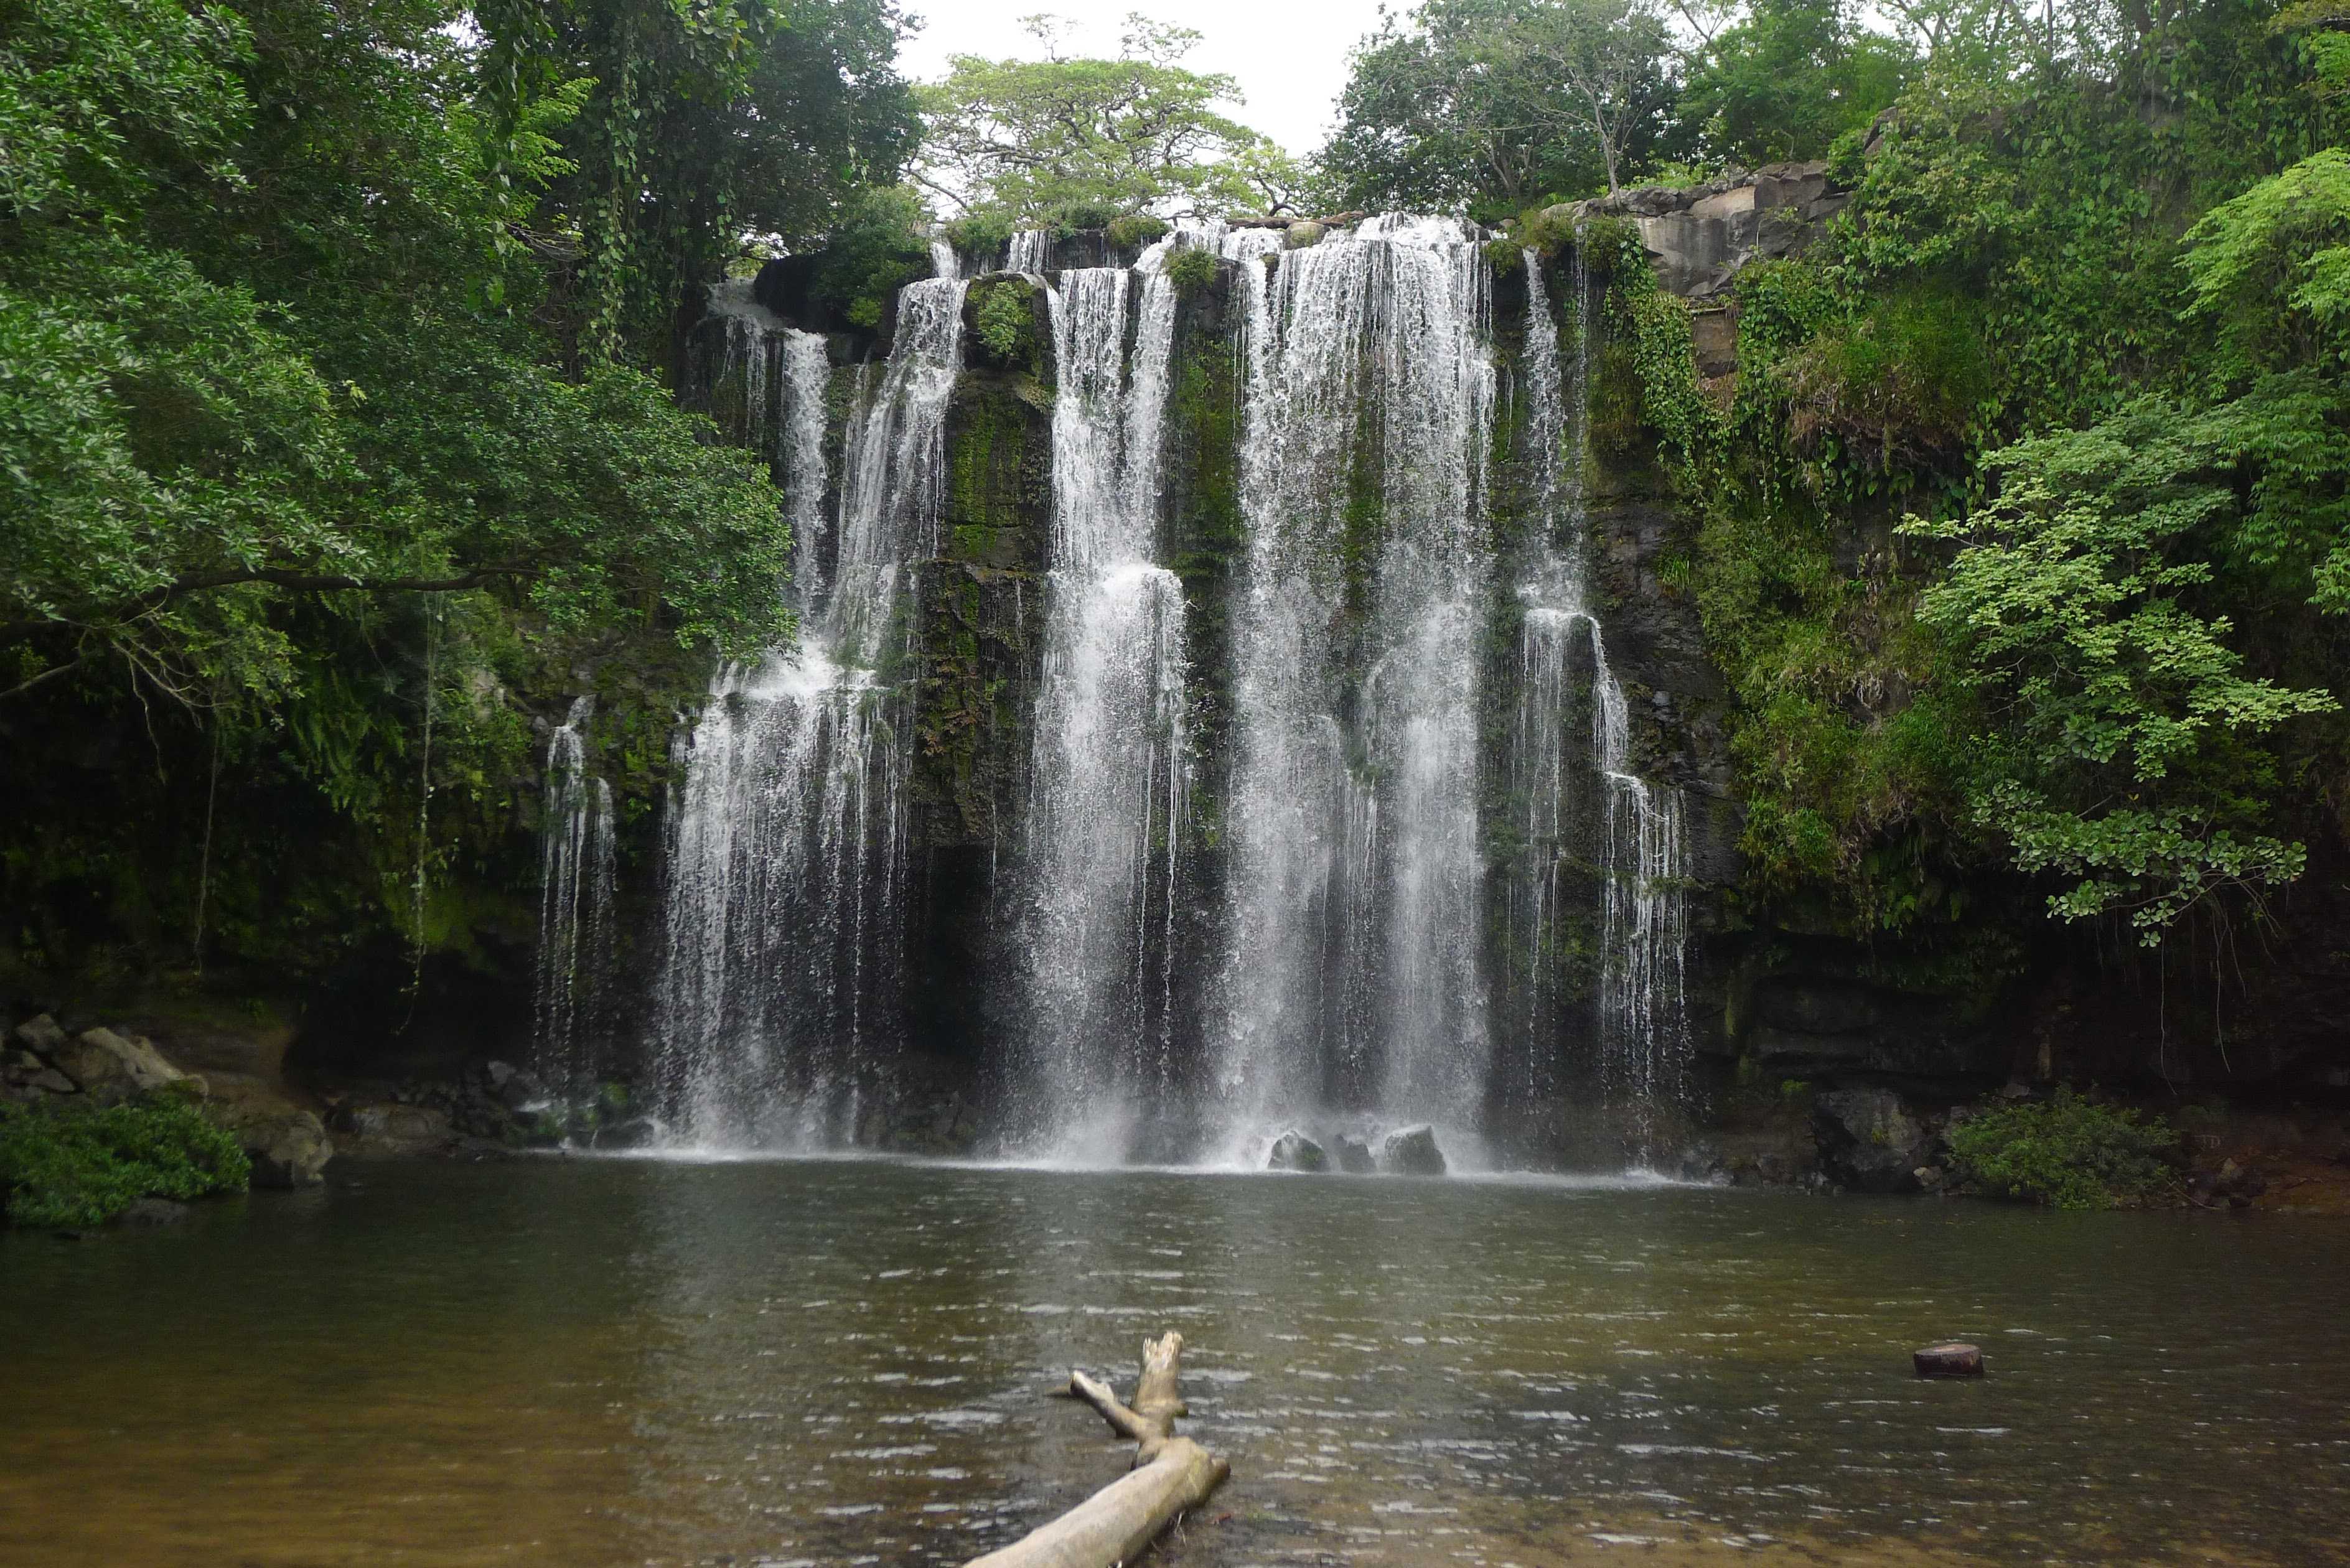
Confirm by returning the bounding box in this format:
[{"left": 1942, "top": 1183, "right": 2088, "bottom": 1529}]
[
  {"left": 808, "top": 185, "right": 934, "bottom": 336},
  {"left": 1783, "top": 289, "right": 1990, "bottom": 467},
  {"left": 941, "top": 208, "right": 1017, "bottom": 264},
  {"left": 0, "top": 1094, "right": 251, "bottom": 1228},
  {"left": 971, "top": 278, "right": 1036, "bottom": 365},
  {"left": 1163, "top": 246, "right": 1217, "bottom": 294},
  {"left": 1947, "top": 1090, "right": 2178, "bottom": 1209},
  {"left": 1106, "top": 213, "right": 1171, "bottom": 250},
  {"left": 1051, "top": 198, "right": 1122, "bottom": 235}
]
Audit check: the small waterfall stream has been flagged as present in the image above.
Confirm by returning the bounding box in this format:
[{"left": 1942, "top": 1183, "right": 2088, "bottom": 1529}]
[
  {"left": 1212, "top": 216, "right": 1497, "bottom": 1157},
  {"left": 1018, "top": 248, "right": 1192, "bottom": 1157},
  {"left": 655, "top": 276, "right": 967, "bottom": 1147},
  {"left": 1510, "top": 246, "right": 1690, "bottom": 1157},
  {"left": 531, "top": 696, "right": 614, "bottom": 1096}
]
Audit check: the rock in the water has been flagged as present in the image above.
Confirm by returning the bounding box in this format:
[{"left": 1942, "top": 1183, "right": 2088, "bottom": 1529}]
[
  {"left": 1913, "top": 1342, "right": 1984, "bottom": 1378},
  {"left": 120, "top": 1197, "right": 191, "bottom": 1226},
  {"left": 14, "top": 1013, "right": 68, "bottom": 1056},
  {"left": 243, "top": 1111, "right": 333, "bottom": 1187},
  {"left": 1813, "top": 1088, "right": 1933, "bottom": 1192},
  {"left": 201, "top": 1082, "right": 334, "bottom": 1187},
  {"left": 1334, "top": 1134, "right": 1376, "bottom": 1174},
  {"left": 51, "top": 1027, "right": 187, "bottom": 1103},
  {"left": 1382, "top": 1124, "right": 1446, "bottom": 1176},
  {"left": 1285, "top": 220, "right": 1326, "bottom": 249},
  {"left": 588, "top": 1116, "right": 662, "bottom": 1151},
  {"left": 1267, "top": 1130, "right": 1327, "bottom": 1172},
  {"left": 1914, "top": 1165, "right": 1946, "bottom": 1192}
]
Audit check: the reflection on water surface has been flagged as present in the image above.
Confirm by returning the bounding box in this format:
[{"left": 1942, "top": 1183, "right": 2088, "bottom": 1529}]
[{"left": 2, "top": 1157, "right": 2344, "bottom": 1566}]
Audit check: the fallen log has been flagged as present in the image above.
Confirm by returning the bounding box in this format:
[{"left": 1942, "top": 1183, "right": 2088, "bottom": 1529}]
[{"left": 964, "top": 1332, "right": 1229, "bottom": 1568}]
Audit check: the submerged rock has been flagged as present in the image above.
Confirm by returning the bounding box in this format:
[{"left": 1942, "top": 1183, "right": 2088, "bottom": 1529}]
[
  {"left": 589, "top": 1116, "right": 662, "bottom": 1151},
  {"left": 1382, "top": 1124, "right": 1446, "bottom": 1177},
  {"left": 1267, "top": 1130, "right": 1327, "bottom": 1172},
  {"left": 1913, "top": 1342, "right": 1985, "bottom": 1378},
  {"left": 1334, "top": 1134, "right": 1376, "bottom": 1174},
  {"left": 120, "top": 1197, "right": 190, "bottom": 1226}
]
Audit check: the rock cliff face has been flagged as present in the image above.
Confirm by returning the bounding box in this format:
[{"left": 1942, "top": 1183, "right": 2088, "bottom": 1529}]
[{"left": 508, "top": 189, "right": 2343, "bottom": 1166}]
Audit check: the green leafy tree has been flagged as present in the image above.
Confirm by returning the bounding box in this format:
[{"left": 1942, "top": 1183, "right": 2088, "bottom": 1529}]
[
  {"left": 1678, "top": 0, "right": 1913, "bottom": 166},
  {"left": 1324, "top": 0, "right": 1680, "bottom": 216},
  {"left": 915, "top": 14, "right": 1273, "bottom": 223},
  {"left": 474, "top": 0, "right": 918, "bottom": 360}
]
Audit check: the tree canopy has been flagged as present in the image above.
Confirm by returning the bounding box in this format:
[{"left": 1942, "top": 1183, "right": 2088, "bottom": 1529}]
[
  {"left": 914, "top": 13, "right": 1314, "bottom": 224},
  {"left": 0, "top": 0, "right": 914, "bottom": 974}
]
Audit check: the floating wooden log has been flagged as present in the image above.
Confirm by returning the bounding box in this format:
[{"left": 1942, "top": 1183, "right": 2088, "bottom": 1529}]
[
  {"left": 964, "top": 1332, "right": 1229, "bottom": 1568},
  {"left": 1913, "top": 1342, "right": 1985, "bottom": 1378}
]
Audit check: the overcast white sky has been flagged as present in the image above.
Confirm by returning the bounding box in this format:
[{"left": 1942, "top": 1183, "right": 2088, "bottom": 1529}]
[{"left": 894, "top": 0, "right": 1397, "bottom": 154}]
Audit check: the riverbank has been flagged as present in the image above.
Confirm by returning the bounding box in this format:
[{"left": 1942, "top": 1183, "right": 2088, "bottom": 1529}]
[{"left": 12, "top": 994, "right": 2350, "bottom": 1221}]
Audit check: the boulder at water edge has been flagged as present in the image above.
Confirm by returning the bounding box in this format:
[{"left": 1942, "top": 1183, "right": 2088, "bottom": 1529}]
[
  {"left": 51, "top": 1027, "right": 189, "bottom": 1103},
  {"left": 1812, "top": 1088, "right": 1934, "bottom": 1193},
  {"left": 1382, "top": 1125, "right": 1447, "bottom": 1176},
  {"left": 1335, "top": 1134, "right": 1377, "bottom": 1174},
  {"left": 1268, "top": 1130, "right": 1328, "bottom": 1172}
]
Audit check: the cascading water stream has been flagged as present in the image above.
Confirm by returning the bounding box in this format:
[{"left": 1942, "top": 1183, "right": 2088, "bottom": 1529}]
[
  {"left": 1511, "top": 245, "right": 1690, "bottom": 1157},
  {"left": 656, "top": 276, "right": 968, "bottom": 1148},
  {"left": 531, "top": 696, "right": 615, "bottom": 1097},
  {"left": 1212, "top": 217, "right": 1497, "bottom": 1159},
  {"left": 1016, "top": 245, "right": 1191, "bottom": 1159}
]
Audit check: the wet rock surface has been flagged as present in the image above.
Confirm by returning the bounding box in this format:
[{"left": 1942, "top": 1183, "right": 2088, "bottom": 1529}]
[
  {"left": 1382, "top": 1124, "right": 1447, "bottom": 1176},
  {"left": 1812, "top": 1088, "right": 1938, "bottom": 1193},
  {"left": 1267, "top": 1130, "right": 1327, "bottom": 1172}
]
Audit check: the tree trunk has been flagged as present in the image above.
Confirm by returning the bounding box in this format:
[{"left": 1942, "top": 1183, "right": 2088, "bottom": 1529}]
[{"left": 963, "top": 1332, "right": 1230, "bottom": 1568}]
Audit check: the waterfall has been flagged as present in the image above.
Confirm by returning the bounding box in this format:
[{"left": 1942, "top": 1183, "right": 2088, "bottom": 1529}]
[
  {"left": 1007, "top": 228, "right": 1051, "bottom": 274},
  {"left": 656, "top": 276, "right": 968, "bottom": 1147},
  {"left": 1016, "top": 250, "right": 1191, "bottom": 1159},
  {"left": 1212, "top": 216, "right": 1497, "bottom": 1155},
  {"left": 532, "top": 697, "right": 615, "bottom": 1097},
  {"left": 1511, "top": 245, "right": 1690, "bottom": 1157}
]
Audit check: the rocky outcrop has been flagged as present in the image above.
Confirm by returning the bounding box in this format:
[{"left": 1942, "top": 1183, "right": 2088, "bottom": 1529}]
[
  {"left": 1812, "top": 1088, "right": 1940, "bottom": 1193},
  {"left": 1547, "top": 162, "right": 1851, "bottom": 300},
  {"left": 48, "top": 1025, "right": 192, "bottom": 1103}
]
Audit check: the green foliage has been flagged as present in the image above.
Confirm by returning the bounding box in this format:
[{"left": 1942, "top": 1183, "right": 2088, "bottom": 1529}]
[
  {"left": 1107, "top": 213, "right": 1172, "bottom": 249},
  {"left": 1322, "top": 0, "right": 1682, "bottom": 217},
  {"left": 970, "top": 277, "right": 1037, "bottom": 365},
  {"left": 1679, "top": 0, "right": 1912, "bottom": 166},
  {"left": 1904, "top": 390, "right": 2346, "bottom": 936},
  {"left": 941, "top": 207, "right": 1016, "bottom": 263},
  {"left": 473, "top": 0, "right": 917, "bottom": 358},
  {"left": 1163, "top": 245, "right": 1218, "bottom": 294},
  {"left": 0, "top": 0, "right": 904, "bottom": 983},
  {"left": 0, "top": 1093, "right": 250, "bottom": 1228},
  {"left": 1782, "top": 289, "right": 1992, "bottom": 469},
  {"left": 807, "top": 185, "right": 935, "bottom": 340},
  {"left": 917, "top": 16, "right": 1274, "bottom": 223},
  {"left": 1948, "top": 1090, "right": 2178, "bottom": 1208}
]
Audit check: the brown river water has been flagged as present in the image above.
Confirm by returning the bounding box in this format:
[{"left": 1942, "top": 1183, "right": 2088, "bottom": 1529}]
[{"left": 2, "top": 1155, "right": 2345, "bottom": 1567}]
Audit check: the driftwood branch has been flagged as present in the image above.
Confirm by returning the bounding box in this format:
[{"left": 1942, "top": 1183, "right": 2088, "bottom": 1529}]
[{"left": 965, "top": 1332, "right": 1228, "bottom": 1568}]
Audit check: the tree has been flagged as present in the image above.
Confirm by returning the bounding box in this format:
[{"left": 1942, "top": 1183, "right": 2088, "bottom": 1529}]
[
  {"left": 1322, "top": 0, "right": 1679, "bottom": 217},
  {"left": 1898, "top": 143, "right": 2350, "bottom": 940},
  {"left": 915, "top": 13, "right": 1275, "bottom": 222},
  {"left": 474, "top": 0, "right": 919, "bottom": 360},
  {"left": 1678, "top": 0, "right": 1913, "bottom": 166}
]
